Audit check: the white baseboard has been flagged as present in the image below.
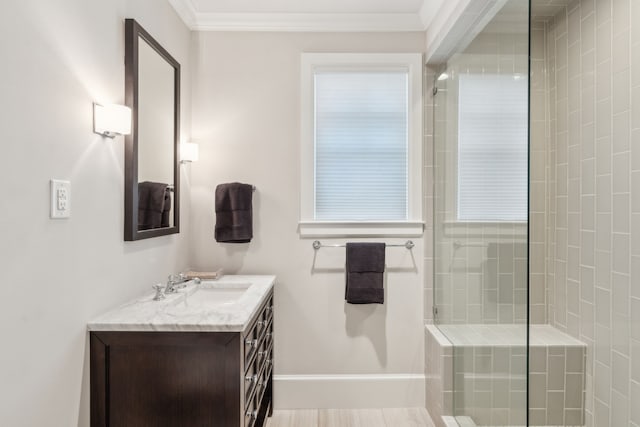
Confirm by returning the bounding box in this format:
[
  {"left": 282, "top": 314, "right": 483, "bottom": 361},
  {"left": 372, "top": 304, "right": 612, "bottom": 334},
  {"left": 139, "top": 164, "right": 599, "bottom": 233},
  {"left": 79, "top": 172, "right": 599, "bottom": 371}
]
[{"left": 273, "top": 374, "right": 425, "bottom": 409}]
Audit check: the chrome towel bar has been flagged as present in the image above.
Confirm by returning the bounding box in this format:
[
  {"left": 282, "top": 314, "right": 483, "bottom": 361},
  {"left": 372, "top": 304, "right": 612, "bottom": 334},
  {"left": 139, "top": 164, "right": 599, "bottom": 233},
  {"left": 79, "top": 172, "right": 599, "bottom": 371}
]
[{"left": 312, "top": 240, "right": 415, "bottom": 250}]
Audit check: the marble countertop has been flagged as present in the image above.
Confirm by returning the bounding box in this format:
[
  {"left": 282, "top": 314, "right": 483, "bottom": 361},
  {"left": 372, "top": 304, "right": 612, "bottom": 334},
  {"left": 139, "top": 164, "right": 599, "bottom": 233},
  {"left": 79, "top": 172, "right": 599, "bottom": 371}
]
[{"left": 87, "top": 275, "right": 275, "bottom": 333}]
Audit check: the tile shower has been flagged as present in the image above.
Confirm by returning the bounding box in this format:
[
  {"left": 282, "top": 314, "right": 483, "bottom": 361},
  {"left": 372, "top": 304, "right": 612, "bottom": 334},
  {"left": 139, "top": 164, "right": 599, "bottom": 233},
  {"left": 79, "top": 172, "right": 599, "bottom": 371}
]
[
  {"left": 424, "top": 0, "right": 639, "bottom": 426},
  {"left": 533, "top": 0, "right": 640, "bottom": 425}
]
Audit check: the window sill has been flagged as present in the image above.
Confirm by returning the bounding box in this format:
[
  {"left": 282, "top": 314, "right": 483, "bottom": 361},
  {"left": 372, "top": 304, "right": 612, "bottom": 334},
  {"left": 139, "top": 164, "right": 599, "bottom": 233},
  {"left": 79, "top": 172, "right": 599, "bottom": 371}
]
[{"left": 298, "top": 221, "right": 424, "bottom": 238}]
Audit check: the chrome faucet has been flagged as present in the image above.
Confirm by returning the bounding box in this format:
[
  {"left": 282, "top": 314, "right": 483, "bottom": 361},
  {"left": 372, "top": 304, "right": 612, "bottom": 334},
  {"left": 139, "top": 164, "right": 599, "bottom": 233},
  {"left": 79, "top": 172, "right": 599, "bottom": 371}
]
[{"left": 164, "top": 273, "right": 201, "bottom": 294}]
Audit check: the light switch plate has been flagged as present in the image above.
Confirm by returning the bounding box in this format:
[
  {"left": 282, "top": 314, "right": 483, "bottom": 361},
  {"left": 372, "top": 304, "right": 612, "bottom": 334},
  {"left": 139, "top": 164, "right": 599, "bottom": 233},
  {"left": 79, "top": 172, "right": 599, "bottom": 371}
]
[{"left": 50, "top": 179, "right": 71, "bottom": 219}]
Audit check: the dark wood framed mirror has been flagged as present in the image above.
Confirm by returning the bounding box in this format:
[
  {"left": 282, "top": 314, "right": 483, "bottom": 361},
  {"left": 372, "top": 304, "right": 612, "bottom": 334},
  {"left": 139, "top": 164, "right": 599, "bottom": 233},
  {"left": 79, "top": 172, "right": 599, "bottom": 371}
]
[{"left": 124, "top": 19, "right": 180, "bottom": 241}]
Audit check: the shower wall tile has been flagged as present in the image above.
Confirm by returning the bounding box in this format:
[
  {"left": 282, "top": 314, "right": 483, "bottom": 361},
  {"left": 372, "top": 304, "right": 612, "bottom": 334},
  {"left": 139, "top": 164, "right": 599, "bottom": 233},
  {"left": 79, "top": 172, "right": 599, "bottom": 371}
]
[
  {"left": 632, "top": 381, "right": 640, "bottom": 424},
  {"left": 633, "top": 340, "right": 640, "bottom": 383},
  {"left": 425, "top": 325, "right": 451, "bottom": 427},
  {"left": 531, "top": 21, "right": 551, "bottom": 325},
  {"left": 610, "top": 390, "right": 629, "bottom": 427},
  {"left": 612, "top": 313, "right": 630, "bottom": 356},
  {"left": 537, "top": 0, "right": 638, "bottom": 424},
  {"left": 612, "top": 0, "right": 630, "bottom": 31},
  {"left": 529, "top": 344, "right": 586, "bottom": 425}
]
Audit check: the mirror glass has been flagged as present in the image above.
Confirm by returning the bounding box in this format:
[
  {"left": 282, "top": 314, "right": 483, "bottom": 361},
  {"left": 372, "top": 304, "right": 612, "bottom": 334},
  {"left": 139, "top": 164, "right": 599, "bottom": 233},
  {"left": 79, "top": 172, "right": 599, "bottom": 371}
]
[
  {"left": 124, "top": 19, "right": 180, "bottom": 241},
  {"left": 138, "top": 38, "right": 175, "bottom": 228}
]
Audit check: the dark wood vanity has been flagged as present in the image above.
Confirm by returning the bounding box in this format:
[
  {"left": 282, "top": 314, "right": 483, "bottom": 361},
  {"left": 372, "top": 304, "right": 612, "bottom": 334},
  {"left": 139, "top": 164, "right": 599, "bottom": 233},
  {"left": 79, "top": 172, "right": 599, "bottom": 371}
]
[{"left": 90, "top": 289, "right": 274, "bottom": 427}]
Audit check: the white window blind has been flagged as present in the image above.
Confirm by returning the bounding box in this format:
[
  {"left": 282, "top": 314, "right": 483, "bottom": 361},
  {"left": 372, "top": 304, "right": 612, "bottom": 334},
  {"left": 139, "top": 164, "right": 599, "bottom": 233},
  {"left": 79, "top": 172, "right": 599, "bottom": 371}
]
[
  {"left": 457, "top": 74, "right": 528, "bottom": 222},
  {"left": 314, "top": 71, "right": 408, "bottom": 221}
]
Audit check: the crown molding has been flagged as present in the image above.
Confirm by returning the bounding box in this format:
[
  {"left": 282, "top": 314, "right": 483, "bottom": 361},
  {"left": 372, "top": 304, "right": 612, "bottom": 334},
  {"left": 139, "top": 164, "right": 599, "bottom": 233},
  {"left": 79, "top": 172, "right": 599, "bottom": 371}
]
[
  {"left": 192, "top": 13, "right": 424, "bottom": 32},
  {"left": 167, "top": 0, "right": 197, "bottom": 28},
  {"left": 418, "top": 0, "right": 444, "bottom": 29},
  {"left": 168, "top": 0, "right": 428, "bottom": 32}
]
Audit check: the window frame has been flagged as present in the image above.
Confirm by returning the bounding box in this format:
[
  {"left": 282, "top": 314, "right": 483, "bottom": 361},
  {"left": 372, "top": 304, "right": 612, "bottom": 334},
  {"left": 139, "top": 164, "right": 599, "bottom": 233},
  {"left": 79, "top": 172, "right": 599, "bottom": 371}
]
[{"left": 299, "top": 53, "right": 424, "bottom": 238}]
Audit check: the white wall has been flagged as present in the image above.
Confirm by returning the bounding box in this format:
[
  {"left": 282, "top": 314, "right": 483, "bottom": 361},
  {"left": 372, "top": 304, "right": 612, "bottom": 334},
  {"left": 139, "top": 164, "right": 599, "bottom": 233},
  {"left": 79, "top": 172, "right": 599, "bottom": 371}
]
[
  {"left": 0, "top": 1, "right": 192, "bottom": 425},
  {"left": 188, "top": 31, "right": 427, "bottom": 408}
]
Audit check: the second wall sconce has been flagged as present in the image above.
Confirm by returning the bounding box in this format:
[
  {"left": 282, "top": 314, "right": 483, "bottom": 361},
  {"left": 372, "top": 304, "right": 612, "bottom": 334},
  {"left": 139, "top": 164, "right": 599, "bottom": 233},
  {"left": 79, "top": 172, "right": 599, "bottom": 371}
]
[{"left": 93, "top": 103, "right": 132, "bottom": 138}]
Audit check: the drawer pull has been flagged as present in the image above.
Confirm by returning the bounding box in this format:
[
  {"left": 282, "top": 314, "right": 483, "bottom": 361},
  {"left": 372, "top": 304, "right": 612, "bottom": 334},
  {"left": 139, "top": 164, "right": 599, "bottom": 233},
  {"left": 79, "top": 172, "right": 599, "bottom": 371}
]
[
  {"left": 257, "top": 320, "right": 266, "bottom": 328},
  {"left": 245, "top": 338, "right": 258, "bottom": 348},
  {"left": 266, "top": 305, "right": 273, "bottom": 313},
  {"left": 258, "top": 350, "right": 266, "bottom": 358},
  {"left": 245, "top": 374, "right": 258, "bottom": 384},
  {"left": 266, "top": 359, "right": 272, "bottom": 365},
  {"left": 245, "top": 409, "right": 258, "bottom": 419}
]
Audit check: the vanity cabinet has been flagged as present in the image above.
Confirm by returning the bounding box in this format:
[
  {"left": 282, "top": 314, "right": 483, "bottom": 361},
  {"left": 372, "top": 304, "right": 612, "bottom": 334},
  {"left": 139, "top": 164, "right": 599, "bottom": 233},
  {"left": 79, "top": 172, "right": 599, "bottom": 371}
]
[{"left": 90, "top": 290, "right": 274, "bottom": 427}]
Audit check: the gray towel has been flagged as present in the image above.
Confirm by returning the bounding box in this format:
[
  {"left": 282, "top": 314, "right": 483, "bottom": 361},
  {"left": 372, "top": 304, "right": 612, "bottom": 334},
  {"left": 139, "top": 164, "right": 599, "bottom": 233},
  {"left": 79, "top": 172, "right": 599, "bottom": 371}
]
[
  {"left": 160, "top": 189, "right": 171, "bottom": 228},
  {"left": 345, "top": 242, "right": 385, "bottom": 304},
  {"left": 215, "top": 182, "right": 253, "bottom": 243},
  {"left": 138, "top": 182, "right": 169, "bottom": 230}
]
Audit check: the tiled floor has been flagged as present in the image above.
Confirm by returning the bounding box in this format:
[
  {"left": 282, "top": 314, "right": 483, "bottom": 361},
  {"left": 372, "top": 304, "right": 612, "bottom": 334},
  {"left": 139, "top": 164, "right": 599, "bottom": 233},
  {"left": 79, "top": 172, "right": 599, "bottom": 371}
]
[{"left": 265, "top": 408, "right": 436, "bottom": 427}]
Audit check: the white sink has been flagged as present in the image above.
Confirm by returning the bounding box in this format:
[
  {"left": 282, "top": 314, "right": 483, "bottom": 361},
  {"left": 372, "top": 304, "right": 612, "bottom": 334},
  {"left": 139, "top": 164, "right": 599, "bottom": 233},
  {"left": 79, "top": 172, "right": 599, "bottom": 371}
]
[
  {"left": 192, "top": 285, "right": 250, "bottom": 305},
  {"left": 170, "top": 282, "right": 252, "bottom": 310}
]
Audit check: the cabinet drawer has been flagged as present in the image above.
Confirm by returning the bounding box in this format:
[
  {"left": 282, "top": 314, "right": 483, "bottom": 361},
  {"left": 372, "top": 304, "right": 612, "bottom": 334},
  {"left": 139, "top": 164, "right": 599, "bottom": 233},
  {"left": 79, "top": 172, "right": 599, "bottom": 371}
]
[
  {"left": 265, "top": 347, "right": 273, "bottom": 376},
  {"left": 243, "top": 331, "right": 258, "bottom": 369},
  {"left": 255, "top": 364, "right": 268, "bottom": 403},
  {"left": 256, "top": 298, "right": 273, "bottom": 340},
  {"left": 260, "top": 336, "right": 270, "bottom": 364},
  {"left": 263, "top": 295, "right": 274, "bottom": 323},
  {"left": 244, "top": 361, "right": 258, "bottom": 404},
  {"left": 245, "top": 369, "right": 267, "bottom": 427},
  {"left": 244, "top": 396, "right": 257, "bottom": 427},
  {"left": 264, "top": 321, "right": 273, "bottom": 351},
  {"left": 254, "top": 318, "right": 269, "bottom": 343},
  {"left": 244, "top": 292, "right": 273, "bottom": 370}
]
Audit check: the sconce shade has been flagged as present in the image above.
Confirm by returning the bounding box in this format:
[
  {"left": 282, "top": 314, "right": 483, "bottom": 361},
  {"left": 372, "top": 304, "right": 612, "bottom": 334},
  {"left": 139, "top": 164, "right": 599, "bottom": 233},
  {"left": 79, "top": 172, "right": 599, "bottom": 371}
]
[
  {"left": 181, "top": 142, "right": 199, "bottom": 163},
  {"left": 93, "top": 103, "right": 132, "bottom": 138}
]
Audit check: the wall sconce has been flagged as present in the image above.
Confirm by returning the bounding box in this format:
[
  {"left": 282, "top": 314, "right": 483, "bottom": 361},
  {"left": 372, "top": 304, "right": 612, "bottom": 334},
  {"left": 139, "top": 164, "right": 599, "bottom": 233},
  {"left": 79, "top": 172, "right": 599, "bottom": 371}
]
[
  {"left": 181, "top": 142, "right": 199, "bottom": 163},
  {"left": 93, "top": 103, "right": 132, "bottom": 138}
]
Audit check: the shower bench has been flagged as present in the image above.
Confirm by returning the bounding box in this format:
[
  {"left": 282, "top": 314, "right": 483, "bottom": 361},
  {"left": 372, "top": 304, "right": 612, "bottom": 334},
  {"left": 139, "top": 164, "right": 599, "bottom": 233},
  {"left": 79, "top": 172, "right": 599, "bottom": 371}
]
[{"left": 425, "top": 324, "right": 586, "bottom": 427}]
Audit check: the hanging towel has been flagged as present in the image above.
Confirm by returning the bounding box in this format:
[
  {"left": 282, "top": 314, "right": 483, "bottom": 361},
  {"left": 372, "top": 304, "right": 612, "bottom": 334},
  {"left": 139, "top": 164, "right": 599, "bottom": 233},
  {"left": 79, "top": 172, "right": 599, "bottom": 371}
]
[
  {"left": 345, "top": 242, "right": 386, "bottom": 304},
  {"left": 138, "top": 181, "right": 169, "bottom": 230},
  {"left": 215, "top": 182, "right": 253, "bottom": 243},
  {"left": 160, "top": 189, "right": 172, "bottom": 228}
]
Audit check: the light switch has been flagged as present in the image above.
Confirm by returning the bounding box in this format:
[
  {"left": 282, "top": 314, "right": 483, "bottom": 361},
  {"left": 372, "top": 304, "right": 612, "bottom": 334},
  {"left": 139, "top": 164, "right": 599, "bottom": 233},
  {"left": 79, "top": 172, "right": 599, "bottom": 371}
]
[{"left": 50, "top": 179, "right": 71, "bottom": 219}]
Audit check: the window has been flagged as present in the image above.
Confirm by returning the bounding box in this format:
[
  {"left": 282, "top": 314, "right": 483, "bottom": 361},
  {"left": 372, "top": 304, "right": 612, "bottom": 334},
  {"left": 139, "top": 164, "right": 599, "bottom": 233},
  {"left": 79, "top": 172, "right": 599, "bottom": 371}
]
[
  {"left": 314, "top": 71, "right": 408, "bottom": 221},
  {"left": 300, "top": 53, "right": 423, "bottom": 237},
  {"left": 457, "top": 73, "right": 528, "bottom": 222}
]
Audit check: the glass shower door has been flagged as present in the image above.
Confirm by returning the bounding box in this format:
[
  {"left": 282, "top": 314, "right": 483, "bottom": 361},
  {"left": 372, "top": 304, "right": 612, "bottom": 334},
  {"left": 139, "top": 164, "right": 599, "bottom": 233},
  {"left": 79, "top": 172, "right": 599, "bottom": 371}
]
[{"left": 432, "top": 1, "right": 530, "bottom": 425}]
